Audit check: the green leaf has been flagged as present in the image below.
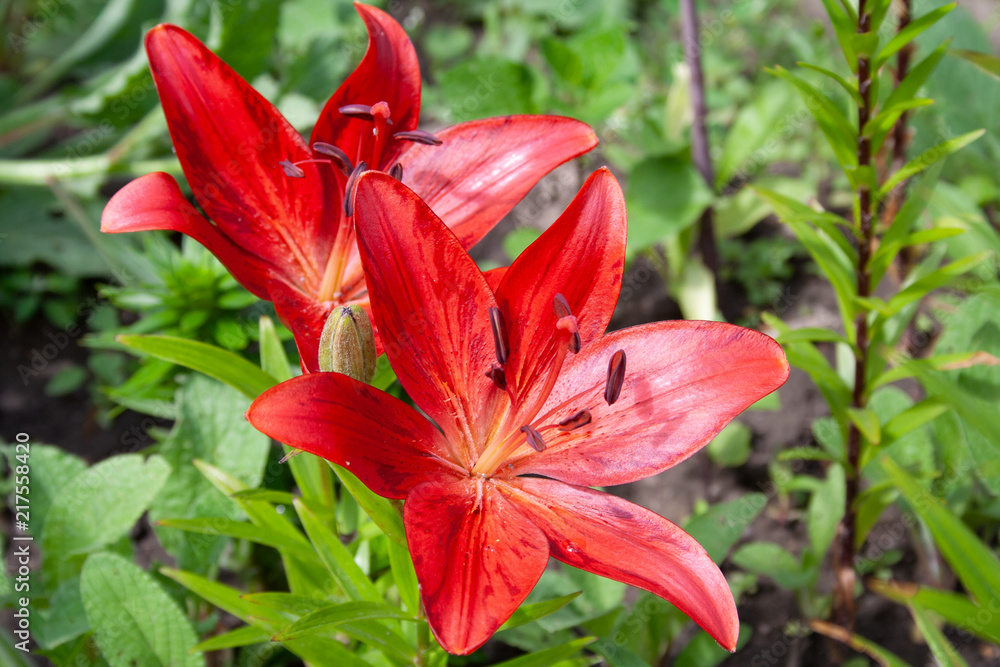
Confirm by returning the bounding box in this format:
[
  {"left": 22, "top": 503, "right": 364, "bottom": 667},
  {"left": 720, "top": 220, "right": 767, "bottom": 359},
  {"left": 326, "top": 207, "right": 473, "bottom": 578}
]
[
  {"left": 331, "top": 463, "right": 406, "bottom": 545},
  {"left": 881, "top": 397, "right": 948, "bottom": 444},
  {"left": 683, "top": 494, "right": 768, "bottom": 563},
  {"left": 795, "top": 63, "right": 862, "bottom": 105},
  {"left": 192, "top": 625, "right": 272, "bottom": 652},
  {"left": 42, "top": 455, "right": 170, "bottom": 575},
  {"left": 807, "top": 463, "right": 846, "bottom": 557},
  {"left": 883, "top": 250, "right": 991, "bottom": 314},
  {"left": 149, "top": 376, "right": 270, "bottom": 571},
  {"left": 873, "top": 4, "right": 956, "bottom": 70},
  {"left": 387, "top": 538, "right": 419, "bottom": 615},
  {"left": 879, "top": 130, "right": 985, "bottom": 197},
  {"left": 908, "top": 603, "right": 969, "bottom": 667},
  {"left": 871, "top": 581, "right": 1000, "bottom": 644},
  {"left": 732, "top": 542, "right": 813, "bottom": 589},
  {"left": 81, "top": 552, "right": 204, "bottom": 667},
  {"left": 157, "top": 517, "right": 306, "bottom": 552},
  {"left": 500, "top": 592, "right": 582, "bottom": 631},
  {"left": 866, "top": 99, "right": 934, "bottom": 156},
  {"left": 274, "top": 601, "right": 415, "bottom": 641},
  {"left": 11, "top": 444, "right": 86, "bottom": 540},
  {"left": 117, "top": 334, "right": 279, "bottom": 398},
  {"left": 871, "top": 40, "right": 950, "bottom": 153},
  {"left": 625, "top": 155, "right": 714, "bottom": 255},
  {"left": 161, "top": 567, "right": 284, "bottom": 625},
  {"left": 491, "top": 637, "right": 596, "bottom": 667},
  {"left": 215, "top": 0, "right": 280, "bottom": 81},
  {"left": 503, "top": 227, "right": 543, "bottom": 261},
  {"left": 870, "top": 164, "right": 943, "bottom": 289},
  {"left": 778, "top": 447, "right": 836, "bottom": 462},
  {"left": 755, "top": 190, "right": 856, "bottom": 338},
  {"left": 818, "top": 0, "right": 858, "bottom": 70},
  {"left": 706, "top": 421, "right": 752, "bottom": 467},
  {"left": 439, "top": 57, "right": 538, "bottom": 121},
  {"left": 810, "top": 620, "right": 911, "bottom": 667},
  {"left": 294, "top": 498, "right": 381, "bottom": 603},
  {"left": 775, "top": 327, "right": 850, "bottom": 345},
  {"left": 675, "top": 626, "right": 751, "bottom": 667},
  {"left": 768, "top": 66, "right": 857, "bottom": 168},
  {"left": 881, "top": 456, "right": 1000, "bottom": 606},
  {"left": 950, "top": 49, "right": 1000, "bottom": 79},
  {"left": 848, "top": 407, "right": 882, "bottom": 445},
  {"left": 258, "top": 315, "right": 293, "bottom": 382},
  {"left": 715, "top": 80, "right": 798, "bottom": 186}
]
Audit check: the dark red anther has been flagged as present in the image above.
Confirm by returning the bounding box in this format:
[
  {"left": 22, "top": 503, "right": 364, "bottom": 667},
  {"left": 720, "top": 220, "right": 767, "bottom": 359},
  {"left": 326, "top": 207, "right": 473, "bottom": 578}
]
[
  {"left": 343, "top": 161, "right": 367, "bottom": 217},
  {"left": 553, "top": 293, "right": 572, "bottom": 319},
  {"left": 557, "top": 409, "right": 592, "bottom": 432},
  {"left": 553, "top": 293, "right": 581, "bottom": 353},
  {"left": 394, "top": 130, "right": 443, "bottom": 146},
  {"left": 339, "top": 104, "right": 374, "bottom": 119},
  {"left": 604, "top": 349, "right": 626, "bottom": 405},
  {"left": 279, "top": 160, "right": 305, "bottom": 178},
  {"left": 488, "top": 306, "right": 509, "bottom": 366},
  {"left": 486, "top": 364, "right": 507, "bottom": 391},
  {"left": 313, "top": 142, "right": 354, "bottom": 175},
  {"left": 520, "top": 425, "right": 546, "bottom": 452},
  {"left": 389, "top": 162, "right": 404, "bottom": 181}
]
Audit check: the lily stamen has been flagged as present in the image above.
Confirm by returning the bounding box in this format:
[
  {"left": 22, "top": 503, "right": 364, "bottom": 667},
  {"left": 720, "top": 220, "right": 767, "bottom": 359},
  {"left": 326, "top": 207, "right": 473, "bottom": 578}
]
[
  {"left": 489, "top": 306, "right": 509, "bottom": 365},
  {"left": 394, "top": 129, "right": 443, "bottom": 146},
  {"left": 317, "top": 161, "right": 368, "bottom": 302},
  {"left": 486, "top": 364, "right": 507, "bottom": 391},
  {"left": 557, "top": 409, "right": 592, "bottom": 431},
  {"left": 520, "top": 425, "right": 546, "bottom": 452},
  {"left": 605, "top": 349, "right": 627, "bottom": 405},
  {"left": 389, "top": 162, "right": 403, "bottom": 181},
  {"left": 313, "top": 142, "right": 354, "bottom": 175},
  {"left": 343, "top": 161, "right": 367, "bottom": 217}
]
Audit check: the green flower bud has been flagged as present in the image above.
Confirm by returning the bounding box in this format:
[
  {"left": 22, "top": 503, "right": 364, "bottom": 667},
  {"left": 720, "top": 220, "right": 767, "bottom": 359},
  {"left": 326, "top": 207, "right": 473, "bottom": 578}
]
[{"left": 318, "top": 305, "right": 377, "bottom": 383}]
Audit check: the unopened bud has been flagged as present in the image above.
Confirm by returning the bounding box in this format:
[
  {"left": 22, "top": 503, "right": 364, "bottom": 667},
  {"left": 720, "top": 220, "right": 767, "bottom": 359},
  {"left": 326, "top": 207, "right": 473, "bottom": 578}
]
[{"left": 318, "top": 306, "right": 377, "bottom": 383}]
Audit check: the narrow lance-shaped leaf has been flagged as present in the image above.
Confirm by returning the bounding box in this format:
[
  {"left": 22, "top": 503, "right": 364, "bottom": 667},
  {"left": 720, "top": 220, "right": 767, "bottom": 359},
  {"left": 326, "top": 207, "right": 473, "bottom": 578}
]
[
  {"left": 881, "top": 456, "right": 1000, "bottom": 605},
  {"left": 872, "top": 3, "right": 956, "bottom": 70},
  {"left": 879, "top": 130, "right": 985, "bottom": 198},
  {"left": 117, "top": 334, "right": 278, "bottom": 398}
]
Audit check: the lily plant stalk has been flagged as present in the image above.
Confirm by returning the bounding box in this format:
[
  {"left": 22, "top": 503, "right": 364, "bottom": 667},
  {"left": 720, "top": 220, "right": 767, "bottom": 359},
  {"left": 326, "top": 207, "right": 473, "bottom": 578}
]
[
  {"left": 100, "top": 3, "right": 597, "bottom": 371},
  {"left": 247, "top": 168, "right": 790, "bottom": 654}
]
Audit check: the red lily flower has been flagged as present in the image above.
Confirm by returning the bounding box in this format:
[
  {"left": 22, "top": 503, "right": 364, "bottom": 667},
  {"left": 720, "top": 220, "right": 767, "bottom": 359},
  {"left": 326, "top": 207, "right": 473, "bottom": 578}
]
[
  {"left": 100, "top": 3, "right": 597, "bottom": 371},
  {"left": 246, "top": 169, "right": 789, "bottom": 654}
]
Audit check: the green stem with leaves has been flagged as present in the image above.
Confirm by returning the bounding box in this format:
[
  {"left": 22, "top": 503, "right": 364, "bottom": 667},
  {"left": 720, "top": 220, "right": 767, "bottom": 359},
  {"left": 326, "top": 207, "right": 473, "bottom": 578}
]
[{"left": 833, "top": 0, "right": 874, "bottom": 632}]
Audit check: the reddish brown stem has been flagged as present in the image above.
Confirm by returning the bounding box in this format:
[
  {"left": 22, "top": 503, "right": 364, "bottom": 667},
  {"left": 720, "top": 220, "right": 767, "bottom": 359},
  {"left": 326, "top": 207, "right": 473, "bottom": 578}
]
[
  {"left": 833, "top": 0, "right": 874, "bottom": 633},
  {"left": 679, "top": 0, "right": 719, "bottom": 279}
]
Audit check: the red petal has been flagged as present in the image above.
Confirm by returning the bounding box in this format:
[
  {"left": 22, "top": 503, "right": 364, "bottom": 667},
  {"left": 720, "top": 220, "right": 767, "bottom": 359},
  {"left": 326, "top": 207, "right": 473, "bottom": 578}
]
[
  {"left": 483, "top": 266, "right": 508, "bottom": 292},
  {"left": 404, "top": 477, "right": 548, "bottom": 655},
  {"left": 495, "top": 168, "right": 626, "bottom": 424},
  {"left": 504, "top": 478, "right": 739, "bottom": 651},
  {"left": 399, "top": 115, "right": 598, "bottom": 248},
  {"left": 310, "top": 4, "right": 420, "bottom": 166},
  {"left": 102, "top": 172, "right": 281, "bottom": 299},
  {"left": 246, "top": 372, "right": 459, "bottom": 498},
  {"left": 508, "top": 321, "right": 789, "bottom": 486},
  {"left": 352, "top": 172, "right": 501, "bottom": 465},
  {"left": 146, "top": 24, "right": 337, "bottom": 291}
]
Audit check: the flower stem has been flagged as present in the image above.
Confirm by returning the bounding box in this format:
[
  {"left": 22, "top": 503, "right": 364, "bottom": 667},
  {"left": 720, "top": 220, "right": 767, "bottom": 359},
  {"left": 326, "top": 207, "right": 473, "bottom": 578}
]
[
  {"left": 883, "top": 0, "right": 917, "bottom": 277},
  {"left": 0, "top": 155, "right": 181, "bottom": 185},
  {"left": 679, "top": 0, "right": 720, "bottom": 280},
  {"left": 833, "top": 0, "right": 874, "bottom": 632},
  {"left": 416, "top": 601, "right": 430, "bottom": 667}
]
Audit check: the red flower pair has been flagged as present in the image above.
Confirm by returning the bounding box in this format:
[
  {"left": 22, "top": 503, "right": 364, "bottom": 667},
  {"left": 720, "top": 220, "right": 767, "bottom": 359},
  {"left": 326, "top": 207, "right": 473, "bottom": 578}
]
[
  {"left": 103, "top": 2, "right": 789, "bottom": 657},
  {"left": 248, "top": 169, "right": 789, "bottom": 654},
  {"left": 101, "top": 3, "right": 596, "bottom": 371}
]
